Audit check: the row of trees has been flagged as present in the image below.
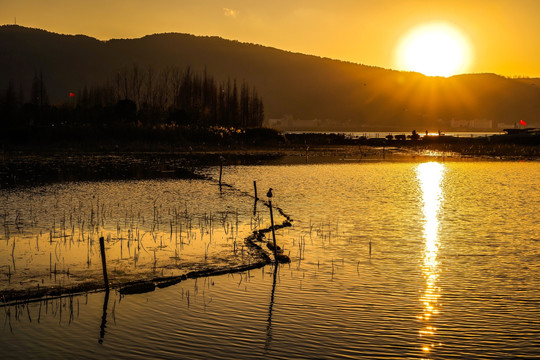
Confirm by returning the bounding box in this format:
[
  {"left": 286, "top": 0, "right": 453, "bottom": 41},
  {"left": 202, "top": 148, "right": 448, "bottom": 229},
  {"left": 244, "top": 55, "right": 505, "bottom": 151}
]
[
  {"left": 0, "top": 71, "right": 50, "bottom": 128},
  {"left": 0, "top": 65, "right": 264, "bottom": 129}
]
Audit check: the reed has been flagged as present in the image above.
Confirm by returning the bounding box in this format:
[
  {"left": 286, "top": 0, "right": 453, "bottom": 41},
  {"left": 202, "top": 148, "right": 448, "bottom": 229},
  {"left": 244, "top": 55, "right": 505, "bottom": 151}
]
[{"left": 1, "top": 175, "right": 291, "bottom": 303}]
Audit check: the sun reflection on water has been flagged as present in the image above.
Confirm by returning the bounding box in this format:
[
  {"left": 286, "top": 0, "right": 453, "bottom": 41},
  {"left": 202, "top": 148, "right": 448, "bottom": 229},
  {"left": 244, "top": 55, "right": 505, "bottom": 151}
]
[{"left": 417, "top": 162, "right": 445, "bottom": 356}]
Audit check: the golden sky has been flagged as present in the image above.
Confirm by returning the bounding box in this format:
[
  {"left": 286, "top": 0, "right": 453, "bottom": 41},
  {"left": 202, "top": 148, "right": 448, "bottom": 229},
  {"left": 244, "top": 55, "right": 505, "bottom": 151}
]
[{"left": 2, "top": 0, "right": 540, "bottom": 77}]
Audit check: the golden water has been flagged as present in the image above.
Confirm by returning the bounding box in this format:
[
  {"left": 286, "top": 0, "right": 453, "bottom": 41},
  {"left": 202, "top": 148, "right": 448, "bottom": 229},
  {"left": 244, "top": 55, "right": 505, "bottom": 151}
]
[{"left": 1, "top": 161, "right": 539, "bottom": 359}]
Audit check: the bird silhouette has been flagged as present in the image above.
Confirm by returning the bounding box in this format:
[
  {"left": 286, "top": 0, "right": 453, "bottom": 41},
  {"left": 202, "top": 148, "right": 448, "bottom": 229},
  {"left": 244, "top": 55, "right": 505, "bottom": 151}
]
[{"left": 267, "top": 188, "right": 273, "bottom": 198}]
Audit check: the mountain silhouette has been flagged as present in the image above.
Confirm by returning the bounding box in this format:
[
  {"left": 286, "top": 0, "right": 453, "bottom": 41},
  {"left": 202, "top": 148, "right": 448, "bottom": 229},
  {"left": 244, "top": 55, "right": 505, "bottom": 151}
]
[{"left": 1, "top": 25, "right": 539, "bottom": 131}]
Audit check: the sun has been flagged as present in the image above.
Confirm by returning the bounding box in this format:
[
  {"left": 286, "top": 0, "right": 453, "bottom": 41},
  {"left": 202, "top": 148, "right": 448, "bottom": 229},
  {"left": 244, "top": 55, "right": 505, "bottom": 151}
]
[{"left": 395, "top": 22, "right": 473, "bottom": 77}]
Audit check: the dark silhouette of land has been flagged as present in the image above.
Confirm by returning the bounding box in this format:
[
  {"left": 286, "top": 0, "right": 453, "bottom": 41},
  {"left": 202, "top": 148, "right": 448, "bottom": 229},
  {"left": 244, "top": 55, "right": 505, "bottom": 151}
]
[
  {"left": 1, "top": 25, "right": 540, "bottom": 131},
  {"left": 0, "top": 25, "right": 538, "bottom": 170}
]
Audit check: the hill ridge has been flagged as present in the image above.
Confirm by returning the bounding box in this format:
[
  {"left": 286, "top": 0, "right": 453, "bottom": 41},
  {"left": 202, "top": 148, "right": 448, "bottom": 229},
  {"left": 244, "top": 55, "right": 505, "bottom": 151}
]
[{"left": 1, "top": 25, "right": 539, "bottom": 130}]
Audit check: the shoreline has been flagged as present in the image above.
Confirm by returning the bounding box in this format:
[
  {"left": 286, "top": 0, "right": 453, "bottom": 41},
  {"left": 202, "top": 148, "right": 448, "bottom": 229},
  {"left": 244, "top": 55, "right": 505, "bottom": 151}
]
[{"left": 1, "top": 142, "right": 538, "bottom": 187}]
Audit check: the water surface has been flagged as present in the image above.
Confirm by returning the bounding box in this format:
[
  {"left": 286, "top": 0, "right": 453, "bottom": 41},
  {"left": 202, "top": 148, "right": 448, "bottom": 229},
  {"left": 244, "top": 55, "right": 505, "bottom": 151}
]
[{"left": 1, "top": 161, "right": 539, "bottom": 359}]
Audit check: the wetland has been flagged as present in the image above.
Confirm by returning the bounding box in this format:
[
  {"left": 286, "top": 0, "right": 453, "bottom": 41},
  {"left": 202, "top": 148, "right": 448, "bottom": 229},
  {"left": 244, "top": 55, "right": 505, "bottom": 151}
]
[{"left": 1, "top": 152, "right": 539, "bottom": 359}]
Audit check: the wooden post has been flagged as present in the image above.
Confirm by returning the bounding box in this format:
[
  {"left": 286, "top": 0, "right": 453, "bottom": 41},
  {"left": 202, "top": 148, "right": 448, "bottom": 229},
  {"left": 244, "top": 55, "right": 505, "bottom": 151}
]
[
  {"left": 268, "top": 200, "right": 278, "bottom": 262},
  {"left": 219, "top": 155, "right": 225, "bottom": 188},
  {"left": 99, "top": 237, "right": 109, "bottom": 289},
  {"left": 219, "top": 163, "right": 223, "bottom": 187},
  {"left": 266, "top": 188, "right": 278, "bottom": 262},
  {"left": 253, "top": 199, "right": 257, "bottom": 217}
]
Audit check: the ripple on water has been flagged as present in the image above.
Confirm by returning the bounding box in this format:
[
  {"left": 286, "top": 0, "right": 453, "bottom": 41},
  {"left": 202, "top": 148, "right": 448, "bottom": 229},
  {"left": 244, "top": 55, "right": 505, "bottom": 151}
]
[{"left": 1, "top": 161, "right": 539, "bottom": 359}]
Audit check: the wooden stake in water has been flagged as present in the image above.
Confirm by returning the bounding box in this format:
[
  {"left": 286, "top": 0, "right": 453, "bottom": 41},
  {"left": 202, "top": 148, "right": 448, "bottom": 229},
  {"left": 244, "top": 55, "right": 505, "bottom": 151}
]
[
  {"left": 219, "top": 164, "right": 223, "bottom": 187},
  {"left": 219, "top": 155, "right": 225, "bottom": 188},
  {"left": 253, "top": 181, "right": 259, "bottom": 216},
  {"left": 99, "top": 237, "right": 109, "bottom": 289},
  {"left": 267, "top": 188, "right": 278, "bottom": 262}
]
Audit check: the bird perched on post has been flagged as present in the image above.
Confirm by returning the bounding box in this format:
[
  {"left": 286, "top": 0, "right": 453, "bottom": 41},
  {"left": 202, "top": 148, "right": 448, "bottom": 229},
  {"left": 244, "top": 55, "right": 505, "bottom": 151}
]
[{"left": 266, "top": 188, "right": 273, "bottom": 198}]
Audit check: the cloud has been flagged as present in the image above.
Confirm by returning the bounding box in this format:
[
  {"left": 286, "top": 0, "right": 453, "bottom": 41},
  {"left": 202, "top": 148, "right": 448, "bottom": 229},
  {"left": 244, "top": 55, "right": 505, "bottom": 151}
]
[{"left": 223, "top": 8, "right": 239, "bottom": 18}]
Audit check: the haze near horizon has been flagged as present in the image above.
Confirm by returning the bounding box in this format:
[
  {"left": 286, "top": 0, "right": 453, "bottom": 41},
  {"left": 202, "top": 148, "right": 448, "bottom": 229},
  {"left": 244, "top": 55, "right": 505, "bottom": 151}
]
[{"left": 2, "top": 0, "right": 540, "bottom": 78}]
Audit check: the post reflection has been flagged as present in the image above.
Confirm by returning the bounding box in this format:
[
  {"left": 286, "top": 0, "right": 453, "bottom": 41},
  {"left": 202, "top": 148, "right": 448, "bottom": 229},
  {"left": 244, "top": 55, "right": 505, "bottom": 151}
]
[
  {"left": 416, "top": 162, "right": 445, "bottom": 356},
  {"left": 98, "top": 290, "right": 110, "bottom": 344},
  {"left": 264, "top": 264, "right": 279, "bottom": 353}
]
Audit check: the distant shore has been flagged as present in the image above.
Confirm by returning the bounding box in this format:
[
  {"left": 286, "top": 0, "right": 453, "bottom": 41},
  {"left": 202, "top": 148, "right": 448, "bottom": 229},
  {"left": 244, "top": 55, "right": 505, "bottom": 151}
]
[{"left": 1, "top": 140, "right": 538, "bottom": 188}]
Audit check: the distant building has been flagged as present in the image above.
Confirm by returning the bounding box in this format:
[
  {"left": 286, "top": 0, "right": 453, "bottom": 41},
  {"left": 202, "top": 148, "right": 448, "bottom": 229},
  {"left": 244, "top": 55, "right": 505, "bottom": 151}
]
[
  {"left": 265, "top": 116, "right": 325, "bottom": 130},
  {"left": 497, "top": 122, "right": 517, "bottom": 129},
  {"left": 450, "top": 118, "right": 493, "bottom": 129},
  {"left": 266, "top": 118, "right": 284, "bottom": 128},
  {"left": 450, "top": 119, "right": 469, "bottom": 129}
]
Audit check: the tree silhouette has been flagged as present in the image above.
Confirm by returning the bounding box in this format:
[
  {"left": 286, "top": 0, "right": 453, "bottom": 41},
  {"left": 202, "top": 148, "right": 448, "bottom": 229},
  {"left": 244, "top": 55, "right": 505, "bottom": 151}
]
[{"left": 1, "top": 65, "right": 265, "bottom": 133}]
